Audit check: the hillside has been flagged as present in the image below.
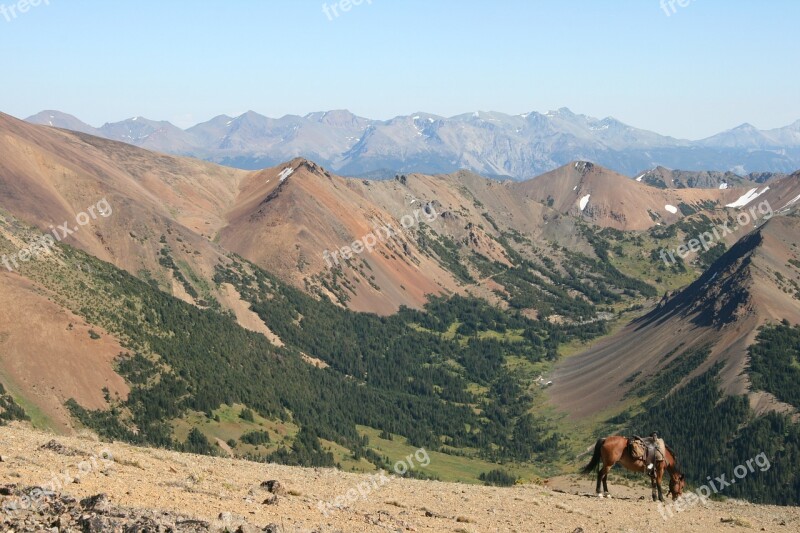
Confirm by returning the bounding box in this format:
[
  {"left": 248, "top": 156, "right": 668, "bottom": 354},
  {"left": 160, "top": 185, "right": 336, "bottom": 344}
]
[
  {"left": 548, "top": 208, "right": 800, "bottom": 503},
  {"left": 2, "top": 202, "right": 594, "bottom": 482},
  {"left": 0, "top": 113, "right": 662, "bottom": 315},
  {"left": 0, "top": 112, "right": 248, "bottom": 312},
  {"left": 509, "top": 161, "right": 742, "bottom": 230},
  {"left": 217, "top": 159, "right": 460, "bottom": 314},
  {"left": 7, "top": 113, "right": 800, "bottom": 316},
  {"left": 550, "top": 210, "right": 800, "bottom": 418},
  {"left": 2, "top": 423, "right": 799, "bottom": 532},
  {"left": 2, "top": 114, "right": 800, "bottom": 506}
]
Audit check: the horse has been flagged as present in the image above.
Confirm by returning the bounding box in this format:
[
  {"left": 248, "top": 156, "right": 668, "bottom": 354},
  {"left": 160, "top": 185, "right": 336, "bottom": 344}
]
[{"left": 581, "top": 435, "right": 685, "bottom": 501}]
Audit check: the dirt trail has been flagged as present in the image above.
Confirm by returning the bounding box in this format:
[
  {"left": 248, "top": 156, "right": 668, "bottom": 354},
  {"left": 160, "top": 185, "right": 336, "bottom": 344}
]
[{"left": 1, "top": 424, "right": 798, "bottom": 532}]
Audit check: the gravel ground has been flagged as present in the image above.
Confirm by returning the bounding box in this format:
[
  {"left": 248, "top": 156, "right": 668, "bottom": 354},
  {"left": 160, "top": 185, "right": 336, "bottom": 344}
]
[{"left": 1, "top": 423, "right": 799, "bottom": 532}]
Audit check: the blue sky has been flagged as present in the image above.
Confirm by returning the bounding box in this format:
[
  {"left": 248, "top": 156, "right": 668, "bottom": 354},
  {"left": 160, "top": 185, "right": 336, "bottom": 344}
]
[{"left": 1, "top": 0, "right": 798, "bottom": 139}]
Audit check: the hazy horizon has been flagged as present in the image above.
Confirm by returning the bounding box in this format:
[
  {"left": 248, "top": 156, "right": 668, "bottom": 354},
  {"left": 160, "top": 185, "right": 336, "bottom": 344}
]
[
  {"left": 18, "top": 105, "right": 800, "bottom": 143},
  {"left": 2, "top": 0, "right": 798, "bottom": 139}
]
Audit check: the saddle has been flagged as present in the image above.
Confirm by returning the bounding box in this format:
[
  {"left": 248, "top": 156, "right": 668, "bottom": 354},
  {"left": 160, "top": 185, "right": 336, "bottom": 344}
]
[{"left": 629, "top": 435, "right": 665, "bottom": 477}]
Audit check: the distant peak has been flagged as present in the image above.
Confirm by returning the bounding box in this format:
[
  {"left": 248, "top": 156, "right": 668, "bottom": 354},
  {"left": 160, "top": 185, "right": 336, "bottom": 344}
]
[
  {"left": 543, "top": 107, "right": 575, "bottom": 118},
  {"left": 572, "top": 160, "right": 595, "bottom": 174},
  {"left": 327, "top": 109, "right": 355, "bottom": 116},
  {"left": 239, "top": 110, "right": 265, "bottom": 119},
  {"left": 278, "top": 157, "right": 328, "bottom": 177}
]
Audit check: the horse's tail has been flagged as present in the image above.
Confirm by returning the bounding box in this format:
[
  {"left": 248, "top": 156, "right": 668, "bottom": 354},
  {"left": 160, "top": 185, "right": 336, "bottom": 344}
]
[{"left": 581, "top": 438, "right": 605, "bottom": 474}]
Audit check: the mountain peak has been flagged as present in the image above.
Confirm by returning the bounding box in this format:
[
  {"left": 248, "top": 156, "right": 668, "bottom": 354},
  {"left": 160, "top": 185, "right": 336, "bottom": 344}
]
[
  {"left": 545, "top": 107, "right": 576, "bottom": 118},
  {"left": 239, "top": 110, "right": 265, "bottom": 119},
  {"left": 25, "top": 110, "right": 98, "bottom": 134}
]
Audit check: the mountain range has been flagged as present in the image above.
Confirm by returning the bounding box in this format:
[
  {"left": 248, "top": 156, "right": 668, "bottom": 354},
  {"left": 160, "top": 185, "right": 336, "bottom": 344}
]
[
  {"left": 25, "top": 108, "right": 800, "bottom": 179},
  {"left": 2, "top": 111, "right": 800, "bottom": 504}
]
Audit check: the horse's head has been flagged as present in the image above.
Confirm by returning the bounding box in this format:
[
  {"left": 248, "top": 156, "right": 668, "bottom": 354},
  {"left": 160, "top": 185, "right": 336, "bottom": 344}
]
[{"left": 668, "top": 472, "right": 686, "bottom": 500}]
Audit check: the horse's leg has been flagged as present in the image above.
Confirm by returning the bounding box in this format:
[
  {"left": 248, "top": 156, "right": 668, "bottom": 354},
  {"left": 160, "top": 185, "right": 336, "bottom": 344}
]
[
  {"left": 595, "top": 465, "right": 603, "bottom": 495},
  {"left": 596, "top": 444, "right": 608, "bottom": 496},
  {"left": 601, "top": 465, "right": 611, "bottom": 497}
]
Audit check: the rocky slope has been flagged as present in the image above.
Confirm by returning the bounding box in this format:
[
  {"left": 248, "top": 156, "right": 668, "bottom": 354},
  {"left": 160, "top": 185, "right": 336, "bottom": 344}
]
[
  {"left": 2, "top": 423, "right": 799, "bottom": 532},
  {"left": 549, "top": 209, "right": 800, "bottom": 419}
]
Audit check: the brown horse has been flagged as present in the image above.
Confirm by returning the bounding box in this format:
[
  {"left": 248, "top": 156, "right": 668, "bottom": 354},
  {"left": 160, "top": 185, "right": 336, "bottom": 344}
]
[{"left": 581, "top": 436, "right": 685, "bottom": 501}]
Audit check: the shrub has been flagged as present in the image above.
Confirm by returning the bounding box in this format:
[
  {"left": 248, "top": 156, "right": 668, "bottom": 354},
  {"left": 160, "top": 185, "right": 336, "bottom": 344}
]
[{"left": 479, "top": 469, "right": 518, "bottom": 487}]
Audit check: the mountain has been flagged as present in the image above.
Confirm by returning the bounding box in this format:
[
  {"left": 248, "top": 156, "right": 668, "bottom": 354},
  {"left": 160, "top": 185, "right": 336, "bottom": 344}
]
[
  {"left": 3, "top": 114, "right": 800, "bottom": 505},
  {"left": 548, "top": 192, "right": 800, "bottom": 502},
  {"left": 509, "top": 160, "right": 747, "bottom": 230},
  {"left": 26, "top": 111, "right": 199, "bottom": 154},
  {"left": 2, "top": 113, "right": 664, "bottom": 456},
  {"left": 634, "top": 166, "right": 785, "bottom": 189},
  {"left": 0, "top": 111, "right": 246, "bottom": 277},
  {"left": 700, "top": 120, "right": 800, "bottom": 149},
  {"left": 216, "top": 156, "right": 764, "bottom": 316},
  {"left": 187, "top": 109, "right": 371, "bottom": 168},
  {"left": 550, "top": 203, "right": 800, "bottom": 419},
  {"left": 97, "top": 116, "right": 199, "bottom": 154},
  {"left": 25, "top": 110, "right": 100, "bottom": 135},
  {"left": 6, "top": 109, "right": 800, "bottom": 321},
  {"left": 24, "top": 108, "right": 800, "bottom": 179}
]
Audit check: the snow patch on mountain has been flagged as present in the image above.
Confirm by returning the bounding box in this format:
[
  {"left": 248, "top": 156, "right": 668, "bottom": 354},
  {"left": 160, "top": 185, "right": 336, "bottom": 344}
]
[
  {"left": 726, "top": 187, "right": 770, "bottom": 208},
  {"left": 278, "top": 167, "right": 294, "bottom": 182},
  {"left": 780, "top": 193, "right": 800, "bottom": 211}
]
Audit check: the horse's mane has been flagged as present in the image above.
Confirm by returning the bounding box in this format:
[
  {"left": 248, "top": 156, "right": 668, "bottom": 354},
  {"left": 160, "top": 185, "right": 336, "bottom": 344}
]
[{"left": 665, "top": 444, "right": 681, "bottom": 470}]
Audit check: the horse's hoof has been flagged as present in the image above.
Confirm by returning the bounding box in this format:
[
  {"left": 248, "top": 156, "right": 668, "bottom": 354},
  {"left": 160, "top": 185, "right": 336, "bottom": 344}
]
[
  {"left": 604, "top": 493, "right": 612, "bottom": 499},
  {"left": 597, "top": 493, "right": 604, "bottom": 498}
]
